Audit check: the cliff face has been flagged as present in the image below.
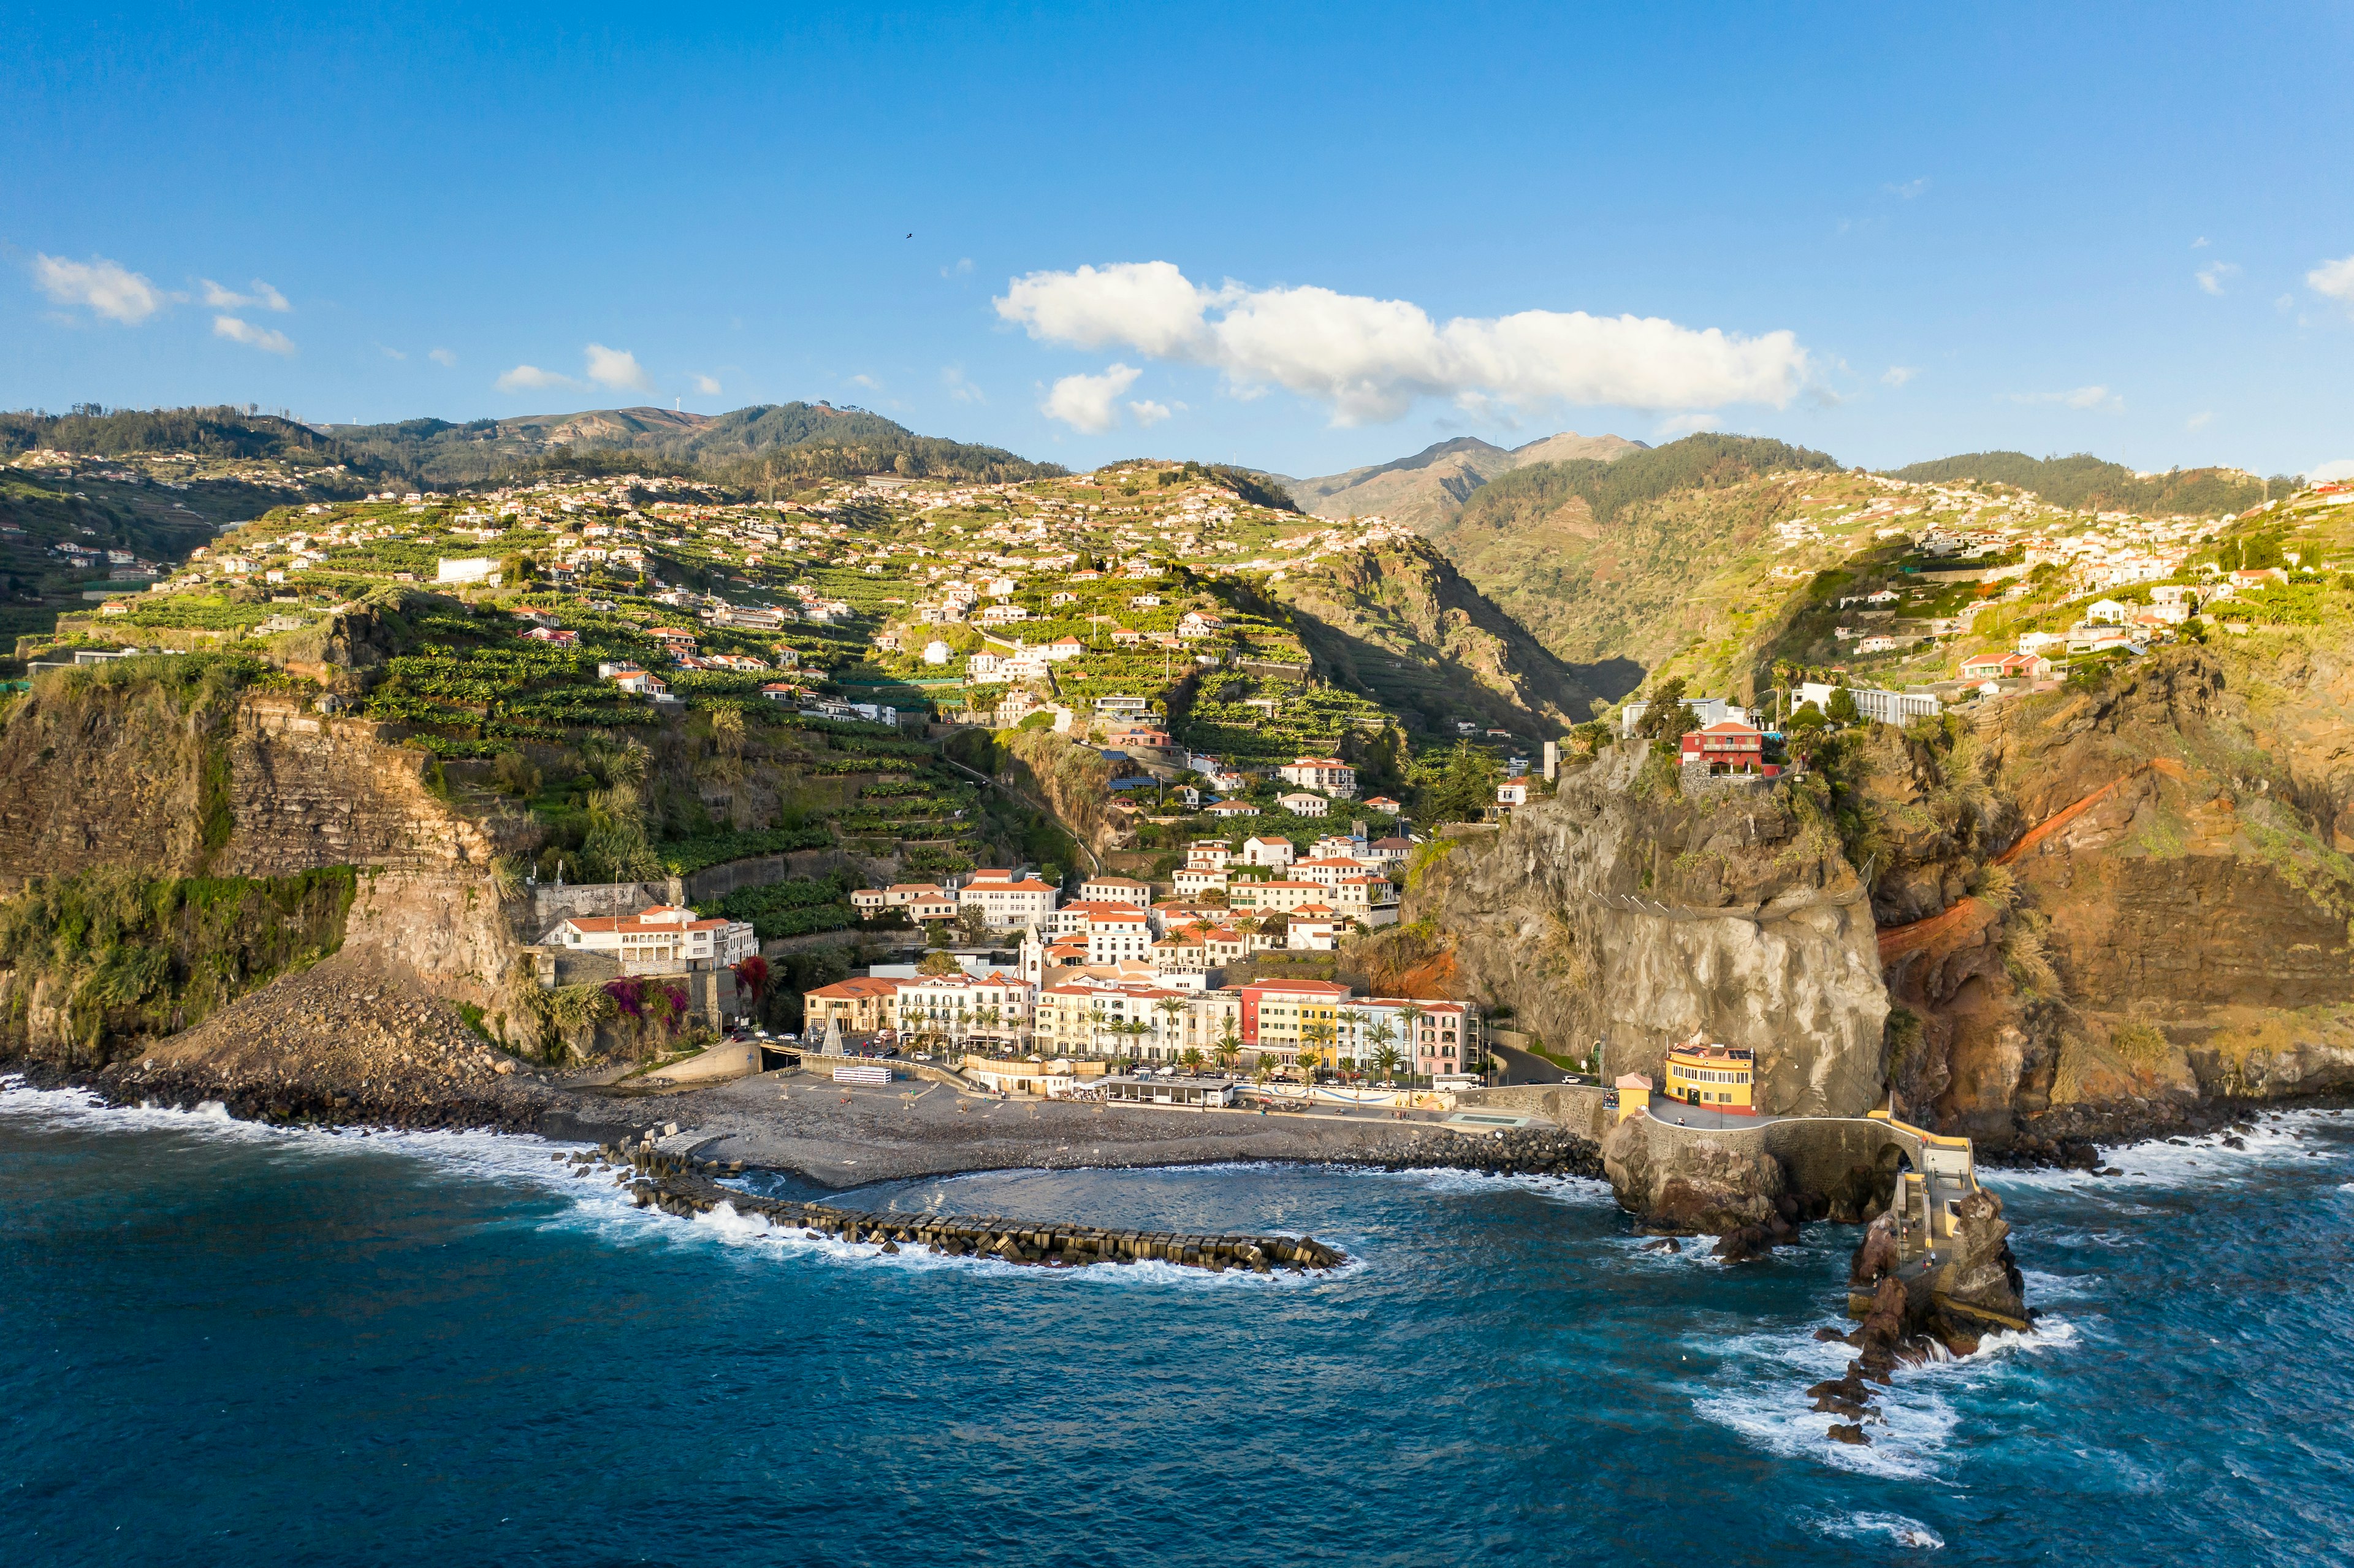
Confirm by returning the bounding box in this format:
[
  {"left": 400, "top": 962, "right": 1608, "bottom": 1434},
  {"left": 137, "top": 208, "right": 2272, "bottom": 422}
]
[
  {"left": 0, "top": 676, "right": 538, "bottom": 1063},
  {"left": 1872, "top": 644, "right": 2354, "bottom": 1138},
  {"left": 1409, "top": 744, "right": 1889, "bottom": 1116}
]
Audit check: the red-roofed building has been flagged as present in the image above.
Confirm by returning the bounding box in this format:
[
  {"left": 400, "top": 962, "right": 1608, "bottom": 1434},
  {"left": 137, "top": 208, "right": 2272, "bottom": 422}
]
[
  {"left": 957, "top": 870, "right": 1059, "bottom": 929},
  {"left": 1679, "top": 720, "right": 1768, "bottom": 772},
  {"left": 1278, "top": 756, "right": 1356, "bottom": 797},
  {"left": 544, "top": 903, "right": 755, "bottom": 969},
  {"left": 802, "top": 976, "right": 901, "bottom": 1036}
]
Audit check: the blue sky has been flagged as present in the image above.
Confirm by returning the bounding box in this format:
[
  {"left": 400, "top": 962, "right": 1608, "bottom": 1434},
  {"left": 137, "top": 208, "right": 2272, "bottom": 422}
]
[{"left": 8, "top": 2, "right": 2353, "bottom": 480}]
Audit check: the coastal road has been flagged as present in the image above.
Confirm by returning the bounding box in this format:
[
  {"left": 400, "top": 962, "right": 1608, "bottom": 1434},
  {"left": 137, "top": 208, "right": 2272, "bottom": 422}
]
[{"left": 1491, "top": 1040, "right": 1580, "bottom": 1087}]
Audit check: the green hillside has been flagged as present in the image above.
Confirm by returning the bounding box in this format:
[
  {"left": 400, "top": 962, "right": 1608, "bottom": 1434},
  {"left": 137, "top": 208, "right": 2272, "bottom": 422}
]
[
  {"left": 1880, "top": 452, "right": 2279, "bottom": 517},
  {"left": 0, "top": 405, "right": 370, "bottom": 470},
  {"left": 1426, "top": 434, "right": 1842, "bottom": 682},
  {"left": 325, "top": 402, "right": 1064, "bottom": 489}
]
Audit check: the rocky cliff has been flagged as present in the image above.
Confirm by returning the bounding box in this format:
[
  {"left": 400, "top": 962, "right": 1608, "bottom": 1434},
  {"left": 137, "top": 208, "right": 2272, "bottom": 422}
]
[
  {"left": 0, "top": 668, "right": 538, "bottom": 1067},
  {"left": 1867, "top": 642, "right": 2354, "bottom": 1141},
  {"left": 1406, "top": 742, "right": 1889, "bottom": 1116}
]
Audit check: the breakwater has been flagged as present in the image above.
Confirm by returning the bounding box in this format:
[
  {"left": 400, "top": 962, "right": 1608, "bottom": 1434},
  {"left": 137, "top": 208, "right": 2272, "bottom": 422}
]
[{"left": 582, "top": 1142, "right": 1347, "bottom": 1273}]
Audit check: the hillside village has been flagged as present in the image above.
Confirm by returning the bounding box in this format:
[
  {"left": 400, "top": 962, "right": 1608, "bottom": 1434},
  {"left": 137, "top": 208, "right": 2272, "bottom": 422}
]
[{"left": 7, "top": 413, "right": 2352, "bottom": 1111}]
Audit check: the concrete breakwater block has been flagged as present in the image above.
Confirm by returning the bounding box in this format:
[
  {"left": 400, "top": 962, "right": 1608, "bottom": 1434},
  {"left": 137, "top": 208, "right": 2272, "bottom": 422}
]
[{"left": 623, "top": 1168, "right": 1346, "bottom": 1274}]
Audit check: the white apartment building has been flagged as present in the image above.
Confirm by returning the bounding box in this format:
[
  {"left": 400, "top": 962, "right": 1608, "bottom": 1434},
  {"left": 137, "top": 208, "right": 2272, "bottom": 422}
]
[
  {"left": 1077, "top": 875, "right": 1152, "bottom": 908},
  {"left": 895, "top": 970, "right": 1032, "bottom": 1047},
  {"left": 1278, "top": 756, "right": 1356, "bottom": 797},
  {"left": 958, "top": 869, "right": 1059, "bottom": 931}
]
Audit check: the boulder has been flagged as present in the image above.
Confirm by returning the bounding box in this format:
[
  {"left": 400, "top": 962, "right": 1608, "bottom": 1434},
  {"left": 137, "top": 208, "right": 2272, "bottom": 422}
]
[
  {"left": 1602, "top": 1114, "right": 1787, "bottom": 1234},
  {"left": 1925, "top": 1187, "right": 2028, "bottom": 1325}
]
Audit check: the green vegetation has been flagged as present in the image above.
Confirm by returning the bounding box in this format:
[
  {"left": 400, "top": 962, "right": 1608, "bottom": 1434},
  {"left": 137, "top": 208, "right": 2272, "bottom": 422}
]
[
  {"left": 324, "top": 402, "right": 1065, "bottom": 489},
  {"left": 0, "top": 405, "right": 367, "bottom": 468},
  {"left": 0, "top": 867, "right": 356, "bottom": 1061},
  {"left": 1880, "top": 451, "right": 2279, "bottom": 517},
  {"left": 706, "top": 872, "right": 860, "bottom": 939}
]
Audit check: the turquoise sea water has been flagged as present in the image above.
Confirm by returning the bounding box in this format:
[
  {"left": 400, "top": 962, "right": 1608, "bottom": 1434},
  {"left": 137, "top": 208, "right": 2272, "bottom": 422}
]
[{"left": 4, "top": 1079, "right": 2351, "bottom": 1566}]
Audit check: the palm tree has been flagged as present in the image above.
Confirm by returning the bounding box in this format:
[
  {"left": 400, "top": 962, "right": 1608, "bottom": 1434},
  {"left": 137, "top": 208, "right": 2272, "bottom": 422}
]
[
  {"left": 1156, "top": 996, "right": 1186, "bottom": 1056},
  {"left": 1372, "top": 1042, "right": 1404, "bottom": 1086},
  {"left": 1364, "top": 1016, "right": 1396, "bottom": 1078},
  {"left": 1087, "top": 1002, "right": 1108, "bottom": 1059},
  {"left": 1398, "top": 1002, "right": 1425, "bottom": 1076},
  {"left": 1215, "top": 1024, "right": 1243, "bottom": 1076},
  {"left": 1295, "top": 1043, "right": 1322, "bottom": 1087},
  {"left": 977, "top": 1002, "right": 1003, "bottom": 1049},
  {"left": 1178, "top": 1046, "right": 1206, "bottom": 1076}
]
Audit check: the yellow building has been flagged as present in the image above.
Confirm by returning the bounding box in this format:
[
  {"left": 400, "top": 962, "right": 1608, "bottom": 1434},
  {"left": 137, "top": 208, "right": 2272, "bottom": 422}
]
[
  {"left": 1613, "top": 1073, "right": 1653, "bottom": 1123},
  {"left": 1664, "top": 1040, "right": 1754, "bottom": 1113}
]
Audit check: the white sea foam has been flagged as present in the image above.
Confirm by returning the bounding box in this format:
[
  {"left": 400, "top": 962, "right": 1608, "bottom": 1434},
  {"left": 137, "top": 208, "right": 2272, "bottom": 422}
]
[
  {"left": 1986, "top": 1110, "right": 2347, "bottom": 1193},
  {"left": 1814, "top": 1512, "right": 1945, "bottom": 1550},
  {"left": 1346, "top": 1164, "right": 1617, "bottom": 1206},
  {"left": 1690, "top": 1306, "right": 2079, "bottom": 1482},
  {"left": 2019, "top": 1267, "right": 2102, "bottom": 1303}
]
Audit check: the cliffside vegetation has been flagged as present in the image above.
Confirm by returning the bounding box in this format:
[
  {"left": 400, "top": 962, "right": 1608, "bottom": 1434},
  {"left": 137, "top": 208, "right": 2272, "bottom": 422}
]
[{"left": 0, "top": 866, "right": 356, "bottom": 1063}]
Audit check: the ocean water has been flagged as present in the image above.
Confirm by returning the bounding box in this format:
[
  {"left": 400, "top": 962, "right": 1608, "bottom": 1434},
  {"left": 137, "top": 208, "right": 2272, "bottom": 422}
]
[{"left": 4, "top": 1081, "right": 2351, "bottom": 1567}]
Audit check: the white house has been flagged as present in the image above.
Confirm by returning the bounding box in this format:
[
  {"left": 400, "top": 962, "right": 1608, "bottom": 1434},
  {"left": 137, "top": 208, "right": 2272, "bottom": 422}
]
[
  {"left": 1241, "top": 835, "right": 1295, "bottom": 869},
  {"left": 436, "top": 557, "right": 500, "bottom": 585},
  {"left": 1277, "top": 791, "right": 1330, "bottom": 817},
  {"left": 923, "top": 639, "right": 951, "bottom": 665},
  {"left": 544, "top": 904, "right": 755, "bottom": 970}
]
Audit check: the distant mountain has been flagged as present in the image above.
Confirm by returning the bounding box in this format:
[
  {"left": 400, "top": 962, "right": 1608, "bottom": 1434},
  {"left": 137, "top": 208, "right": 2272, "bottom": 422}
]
[
  {"left": 319, "top": 402, "right": 1064, "bottom": 488},
  {"left": 1880, "top": 451, "right": 2277, "bottom": 517},
  {"left": 1276, "top": 430, "right": 1645, "bottom": 529}
]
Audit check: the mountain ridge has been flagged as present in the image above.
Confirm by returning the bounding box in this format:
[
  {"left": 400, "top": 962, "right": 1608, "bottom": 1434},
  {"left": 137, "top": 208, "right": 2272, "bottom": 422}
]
[{"left": 1275, "top": 430, "right": 1647, "bottom": 529}]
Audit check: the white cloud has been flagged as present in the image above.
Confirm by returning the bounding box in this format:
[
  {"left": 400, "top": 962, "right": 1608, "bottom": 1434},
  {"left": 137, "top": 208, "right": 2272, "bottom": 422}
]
[
  {"left": 1654, "top": 411, "right": 1724, "bottom": 440},
  {"left": 429, "top": 348, "right": 457, "bottom": 367},
  {"left": 202, "top": 278, "right": 289, "bottom": 312},
  {"left": 691, "top": 373, "right": 722, "bottom": 396},
  {"left": 497, "top": 363, "right": 576, "bottom": 392},
  {"left": 584, "top": 343, "right": 651, "bottom": 392},
  {"left": 996, "top": 260, "right": 1809, "bottom": 425},
  {"left": 2192, "top": 235, "right": 2211, "bottom": 249},
  {"left": 1042, "top": 363, "right": 1141, "bottom": 432},
  {"left": 33, "top": 253, "right": 165, "bottom": 324},
  {"left": 2309, "top": 458, "right": 2354, "bottom": 482},
  {"left": 2186, "top": 411, "right": 2214, "bottom": 431},
  {"left": 2011, "top": 384, "right": 2118, "bottom": 411},
  {"left": 1885, "top": 177, "right": 1929, "bottom": 199},
  {"left": 1881, "top": 365, "right": 1918, "bottom": 388},
  {"left": 2195, "top": 262, "right": 2239, "bottom": 296},
  {"left": 2309, "top": 254, "right": 2354, "bottom": 302},
  {"left": 941, "top": 366, "right": 985, "bottom": 405},
  {"left": 942, "top": 257, "right": 974, "bottom": 278},
  {"left": 380, "top": 345, "right": 408, "bottom": 360},
  {"left": 212, "top": 315, "right": 294, "bottom": 355},
  {"left": 1129, "top": 399, "right": 1172, "bottom": 427},
  {"left": 850, "top": 373, "right": 883, "bottom": 390}
]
